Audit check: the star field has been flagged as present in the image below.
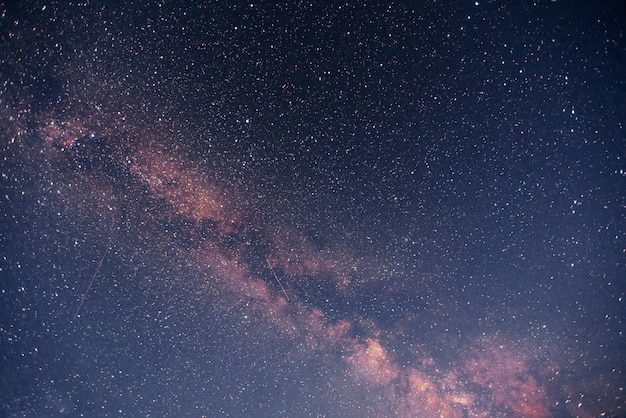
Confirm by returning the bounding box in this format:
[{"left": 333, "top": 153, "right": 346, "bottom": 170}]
[{"left": 1, "top": 1, "right": 625, "bottom": 417}]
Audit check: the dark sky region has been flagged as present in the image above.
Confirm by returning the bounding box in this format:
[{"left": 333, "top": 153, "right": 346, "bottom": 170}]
[{"left": 1, "top": 1, "right": 625, "bottom": 417}]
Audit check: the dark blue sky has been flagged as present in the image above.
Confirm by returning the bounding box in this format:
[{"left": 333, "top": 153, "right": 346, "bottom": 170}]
[{"left": 1, "top": 1, "right": 624, "bottom": 416}]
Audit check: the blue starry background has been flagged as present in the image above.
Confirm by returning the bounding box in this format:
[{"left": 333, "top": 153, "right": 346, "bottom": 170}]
[{"left": 1, "top": 1, "right": 624, "bottom": 416}]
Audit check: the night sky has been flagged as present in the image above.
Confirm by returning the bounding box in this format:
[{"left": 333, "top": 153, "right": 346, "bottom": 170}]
[{"left": 1, "top": 1, "right": 625, "bottom": 417}]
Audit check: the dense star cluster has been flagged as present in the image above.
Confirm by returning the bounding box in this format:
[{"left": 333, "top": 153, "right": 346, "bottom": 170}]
[{"left": 1, "top": 1, "right": 624, "bottom": 417}]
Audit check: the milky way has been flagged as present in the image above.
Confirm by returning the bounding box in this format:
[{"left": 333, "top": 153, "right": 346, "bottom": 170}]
[{"left": 1, "top": 1, "right": 624, "bottom": 417}]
